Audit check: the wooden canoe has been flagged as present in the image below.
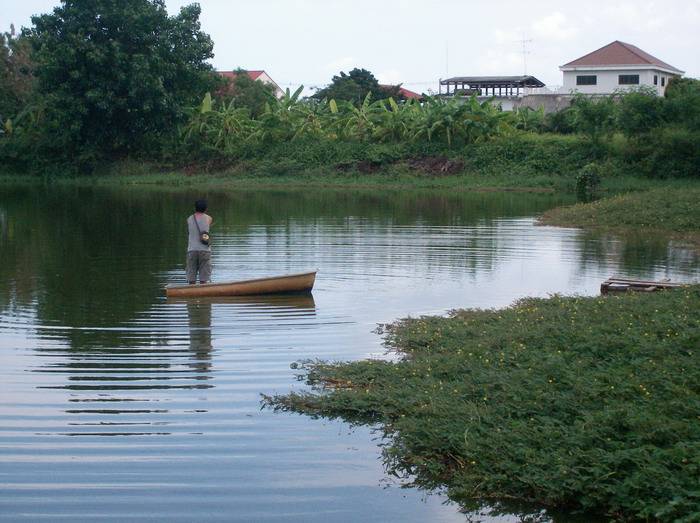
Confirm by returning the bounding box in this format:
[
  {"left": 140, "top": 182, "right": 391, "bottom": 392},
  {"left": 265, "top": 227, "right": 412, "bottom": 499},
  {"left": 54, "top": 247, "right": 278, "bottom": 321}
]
[{"left": 166, "top": 270, "right": 318, "bottom": 298}]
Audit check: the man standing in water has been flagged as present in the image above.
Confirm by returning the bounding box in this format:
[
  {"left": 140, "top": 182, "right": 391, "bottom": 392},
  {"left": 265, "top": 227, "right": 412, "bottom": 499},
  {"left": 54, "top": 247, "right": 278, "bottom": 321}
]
[{"left": 187, "top": 199, "right": 213, "bottom": 284}]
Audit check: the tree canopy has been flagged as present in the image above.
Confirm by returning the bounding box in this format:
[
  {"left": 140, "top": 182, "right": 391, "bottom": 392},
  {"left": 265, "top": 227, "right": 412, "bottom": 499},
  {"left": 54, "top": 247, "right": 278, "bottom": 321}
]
[
  {"left": 664, "top": 77, "right": 700, "bottom": 132},
  {"left": 0, "top": 26, "right": 38, "bottom": 121},
  {"left": 313, "top": 68, "right": 404, "bottom": 106},
  {"left": 29, "top": 0, "right": 219, "bottom": 156}
]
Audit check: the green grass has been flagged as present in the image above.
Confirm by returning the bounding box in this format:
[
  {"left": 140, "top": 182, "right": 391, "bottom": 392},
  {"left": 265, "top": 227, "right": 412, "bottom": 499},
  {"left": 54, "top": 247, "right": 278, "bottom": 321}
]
[
  {"left": 263, "top": 287, "right": 700, "bottom": 521},
  {"left": 4, "top": 164, "right": 699, "bottom": 194},
  {"left": 0, "top": 167, "right": 571, "bottom": 191},
  {"left": 540, "top": 187, "right": 700, "bottom": 247}
]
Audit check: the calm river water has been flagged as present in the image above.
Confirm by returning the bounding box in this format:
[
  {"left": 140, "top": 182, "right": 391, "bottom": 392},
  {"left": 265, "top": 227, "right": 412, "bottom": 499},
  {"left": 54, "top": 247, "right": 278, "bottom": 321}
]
[{"left": 1, "top": 184, "right": 698, "bottom": 522}]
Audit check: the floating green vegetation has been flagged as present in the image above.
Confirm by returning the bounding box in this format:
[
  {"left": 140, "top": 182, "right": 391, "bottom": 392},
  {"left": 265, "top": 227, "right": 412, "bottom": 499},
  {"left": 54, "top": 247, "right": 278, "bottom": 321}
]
[{"left": 263, "top": 287, "right": 700, "bottom": 521}]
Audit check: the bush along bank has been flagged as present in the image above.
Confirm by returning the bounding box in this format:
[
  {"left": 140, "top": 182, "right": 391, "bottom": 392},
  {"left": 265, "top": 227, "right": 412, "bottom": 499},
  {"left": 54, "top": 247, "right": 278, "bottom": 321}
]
[
  {"left": 164, "top": 133, "right": 611, "bottom": 187},
  {"left": 263, "top": 286, "right": 700, "bottom": 522},
  {"left": 146, "top": 130, "right": 700, "bottom": 189},
  {"left": 3, "top": 85, "right": 700, "bottom": 182}
]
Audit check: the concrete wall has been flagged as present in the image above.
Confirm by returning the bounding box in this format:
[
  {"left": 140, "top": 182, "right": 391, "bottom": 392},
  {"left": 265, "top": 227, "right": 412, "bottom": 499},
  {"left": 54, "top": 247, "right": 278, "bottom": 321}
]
[
  {"left": 512, "top": 94, "right": 573, "bottom": 113},
  {"left": 480, "top": 95, "right": 572, "bottom": 114}
]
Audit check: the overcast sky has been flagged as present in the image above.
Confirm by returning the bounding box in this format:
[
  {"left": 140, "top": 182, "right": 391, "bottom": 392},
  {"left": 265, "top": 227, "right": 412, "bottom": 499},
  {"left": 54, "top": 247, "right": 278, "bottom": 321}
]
[{"left": 4, "top": 0, "right": 699, "bottom": 96}]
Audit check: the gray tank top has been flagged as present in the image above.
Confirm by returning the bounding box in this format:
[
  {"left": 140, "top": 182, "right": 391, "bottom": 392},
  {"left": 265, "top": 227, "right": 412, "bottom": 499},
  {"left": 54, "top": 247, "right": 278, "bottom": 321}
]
[{"left": 187, "top": 213, "right": 211, "bottom": 252}]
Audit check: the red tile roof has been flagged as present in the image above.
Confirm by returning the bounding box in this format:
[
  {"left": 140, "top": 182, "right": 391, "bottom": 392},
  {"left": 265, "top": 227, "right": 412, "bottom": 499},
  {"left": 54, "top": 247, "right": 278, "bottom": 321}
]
[
  {"left": 380, "top": 85, "right": 424, "bottom": 99},
  {"left": 219, "top": 70, "right": 266, "bottom": 80},
  {"left": 562, "top": 41, "right": 682, "bottom": 72}
]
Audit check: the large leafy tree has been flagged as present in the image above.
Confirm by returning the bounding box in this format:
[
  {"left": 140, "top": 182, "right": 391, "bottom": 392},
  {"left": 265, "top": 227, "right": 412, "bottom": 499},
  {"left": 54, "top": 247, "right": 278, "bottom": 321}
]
[
  {"left": 568, "top": 92, "right": 619, "bottom": 141},
  {"left": 29, "top": 0, "right": 219, "bottom": 156},
  {"left": 313, "top": 68, "right": 403, "bottom": 106},
  {"left": 0, "top": 26, "right": 38, "bottom": 122},
  {"left": 664, "top": 77, "right": 700, "bottom": 132},
  {"left": 616, "top": 87, "right": 664, "bottom": 138}
]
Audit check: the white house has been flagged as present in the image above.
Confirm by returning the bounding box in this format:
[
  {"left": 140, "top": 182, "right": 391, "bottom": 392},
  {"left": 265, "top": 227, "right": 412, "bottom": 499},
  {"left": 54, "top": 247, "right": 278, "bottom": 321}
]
[{"left": 560, "top": 41, "right": 684, "bottom": 96}]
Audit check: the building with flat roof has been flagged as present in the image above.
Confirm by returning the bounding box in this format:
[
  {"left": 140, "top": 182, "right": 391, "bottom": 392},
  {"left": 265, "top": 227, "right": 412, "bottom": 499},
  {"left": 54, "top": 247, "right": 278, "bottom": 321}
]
[
  {"left": 439, "top": 76, "right": 545, "bottom": 98},
  {"left": 438, "top": 76, "right": 547, "bottom": 110}
]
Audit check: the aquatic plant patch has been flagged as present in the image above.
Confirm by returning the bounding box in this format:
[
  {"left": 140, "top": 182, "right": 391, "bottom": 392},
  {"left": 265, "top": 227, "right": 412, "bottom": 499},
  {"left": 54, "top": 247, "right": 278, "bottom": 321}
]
[{"left": 263, "top": 287, "right": 700, "bottom": 521}]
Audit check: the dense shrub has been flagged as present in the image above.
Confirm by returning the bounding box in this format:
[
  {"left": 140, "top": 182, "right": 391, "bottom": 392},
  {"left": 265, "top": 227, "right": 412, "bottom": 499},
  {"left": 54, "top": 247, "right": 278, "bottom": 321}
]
[
  {"left": 622, "top": 128, "right": 700, "bottom": 178},
  {"left": 463, "top": 134, "right": 599, "bottom": 177}
]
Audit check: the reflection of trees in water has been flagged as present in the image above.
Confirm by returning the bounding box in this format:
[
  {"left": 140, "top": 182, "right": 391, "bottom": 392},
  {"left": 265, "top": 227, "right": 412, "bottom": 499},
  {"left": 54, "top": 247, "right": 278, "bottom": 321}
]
[
  {"left": 2, "top": 183, "right": 695, "bottom": 351},
  {"left": 215, "top": 188, "right": 577, "bottom": 228},
  {"left": 0, "top": 185, "right": 572, "bottom": 332},
  {"left": 0, "top": 185, "right": 185, "bottom": 348},
  {"left": 574, "top": 230, "right": 700, "bottom": 280}
]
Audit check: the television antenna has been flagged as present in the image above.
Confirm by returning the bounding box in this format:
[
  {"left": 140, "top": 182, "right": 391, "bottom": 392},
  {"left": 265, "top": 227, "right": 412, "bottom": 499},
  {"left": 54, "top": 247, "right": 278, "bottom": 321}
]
[
  {"left": 445, "top": 39, "right": 449, "bottom": 78},
  {"left": 518, "top": 31, "right": 532, "bottom": 75}
]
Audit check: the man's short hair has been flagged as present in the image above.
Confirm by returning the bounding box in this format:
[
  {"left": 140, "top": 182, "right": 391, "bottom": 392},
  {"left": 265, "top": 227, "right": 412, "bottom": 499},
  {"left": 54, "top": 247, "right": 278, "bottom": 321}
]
[{"left": 194, "top": 199, "right": 208, "bottom": 213}]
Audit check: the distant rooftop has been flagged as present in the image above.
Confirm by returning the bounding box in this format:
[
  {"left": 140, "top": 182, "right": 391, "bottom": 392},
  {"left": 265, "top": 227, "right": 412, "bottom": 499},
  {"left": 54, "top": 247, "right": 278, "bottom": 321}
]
[
  {"left": 218, "top": 70, "right": 266, "bottom": 80},
  {"left": 380, "top": 85, "right": 424, "bottom": 99},
  {"left": 561, "top": 41, "right": 683, "bottom": 73},
  {"left": 440, "top": 76, "right": 545, "bottom": 88},
  {"left": 439, "top": 76, "right": 545, "bottom": 97}
]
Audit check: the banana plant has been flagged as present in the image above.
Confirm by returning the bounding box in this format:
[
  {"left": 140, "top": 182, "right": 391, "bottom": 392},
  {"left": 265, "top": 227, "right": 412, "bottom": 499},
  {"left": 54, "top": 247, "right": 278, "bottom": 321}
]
[
  {"left": 327, "top": 93, "right": 384, "bottom": 141},
  {"left": 511, "top": 105, "right": 545, "bottom": 132},
  {"left": 0, "top": 101, "right": 48, "bottom": 139},
  {"left": 253, "top": 86, "right": 306, "bottom": 141},
  {"left": 373, "top": 97, "right": 421, "bottom": 143},
  {"left": 180, "top": 93, "right": 255, "bottom": 150},
  {"left": 211, "top": 102, "right": 256, "bottom": 149},
  {"left": 460, "top": 94, "right": 514, "bottom": 142},
  {"left": 180, "top": 92, "right": 217, "bottom": 144},
  {"left": 412, "top": 93, "right": 465, "bottom": 145},
  {"left": 289, "top": 98, "right": 331, "bottom": 141},
  {"left": 411, "top": 92, "right": 512, "bottom": 145}
]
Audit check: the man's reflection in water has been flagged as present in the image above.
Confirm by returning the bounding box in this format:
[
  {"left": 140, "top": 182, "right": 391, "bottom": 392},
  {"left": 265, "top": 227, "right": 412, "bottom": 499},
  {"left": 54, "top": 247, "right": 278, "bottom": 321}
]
[{"left": 187, "top": 299, "right": 213, "bottom": 376}]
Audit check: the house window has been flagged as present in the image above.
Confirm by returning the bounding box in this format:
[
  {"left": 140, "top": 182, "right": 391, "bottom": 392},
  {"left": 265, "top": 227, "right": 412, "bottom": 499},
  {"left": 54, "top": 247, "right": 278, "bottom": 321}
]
[
  {"left": 619, "top": 74, "right": 640, "bottom": 85},
  {"left": 654, "top": 75, "right": 658, "bottom": 85},
  {"left": 576, "top": 75, "right": 597, "bottom": 86},
  {"left": 661, "top": 77, "right": 666, "bottom": 87}
]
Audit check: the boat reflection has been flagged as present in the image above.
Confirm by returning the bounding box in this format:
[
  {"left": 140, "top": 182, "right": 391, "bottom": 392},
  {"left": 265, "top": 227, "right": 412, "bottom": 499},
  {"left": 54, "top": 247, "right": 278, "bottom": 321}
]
[{"left": 168, "top": 292, "right": 316, "bottom": 311}]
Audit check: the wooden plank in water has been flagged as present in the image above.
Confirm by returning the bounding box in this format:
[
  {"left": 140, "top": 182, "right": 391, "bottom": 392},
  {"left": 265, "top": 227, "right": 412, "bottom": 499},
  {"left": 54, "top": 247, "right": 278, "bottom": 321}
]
[
  {"left": 601, "top": 277, "right": 685, "bottom": 294},
  {"left": 605, "top": 277, "right": 681, "bottom": 287}
]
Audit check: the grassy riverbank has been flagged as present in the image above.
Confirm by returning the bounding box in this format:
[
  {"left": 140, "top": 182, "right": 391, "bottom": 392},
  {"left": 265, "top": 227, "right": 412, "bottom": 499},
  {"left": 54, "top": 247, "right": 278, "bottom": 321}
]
[
  {"left": 2, "top": 131, "right": 698, "bottom": 191},
  {"left": 264, "top": 286, "right": 700, "bottom": 521},
  {"left": 540, "top": 187, "right": 700, "bottom": 248},
  {"left": 3, "top": 160, "right": 699, "bottom": 196}
]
